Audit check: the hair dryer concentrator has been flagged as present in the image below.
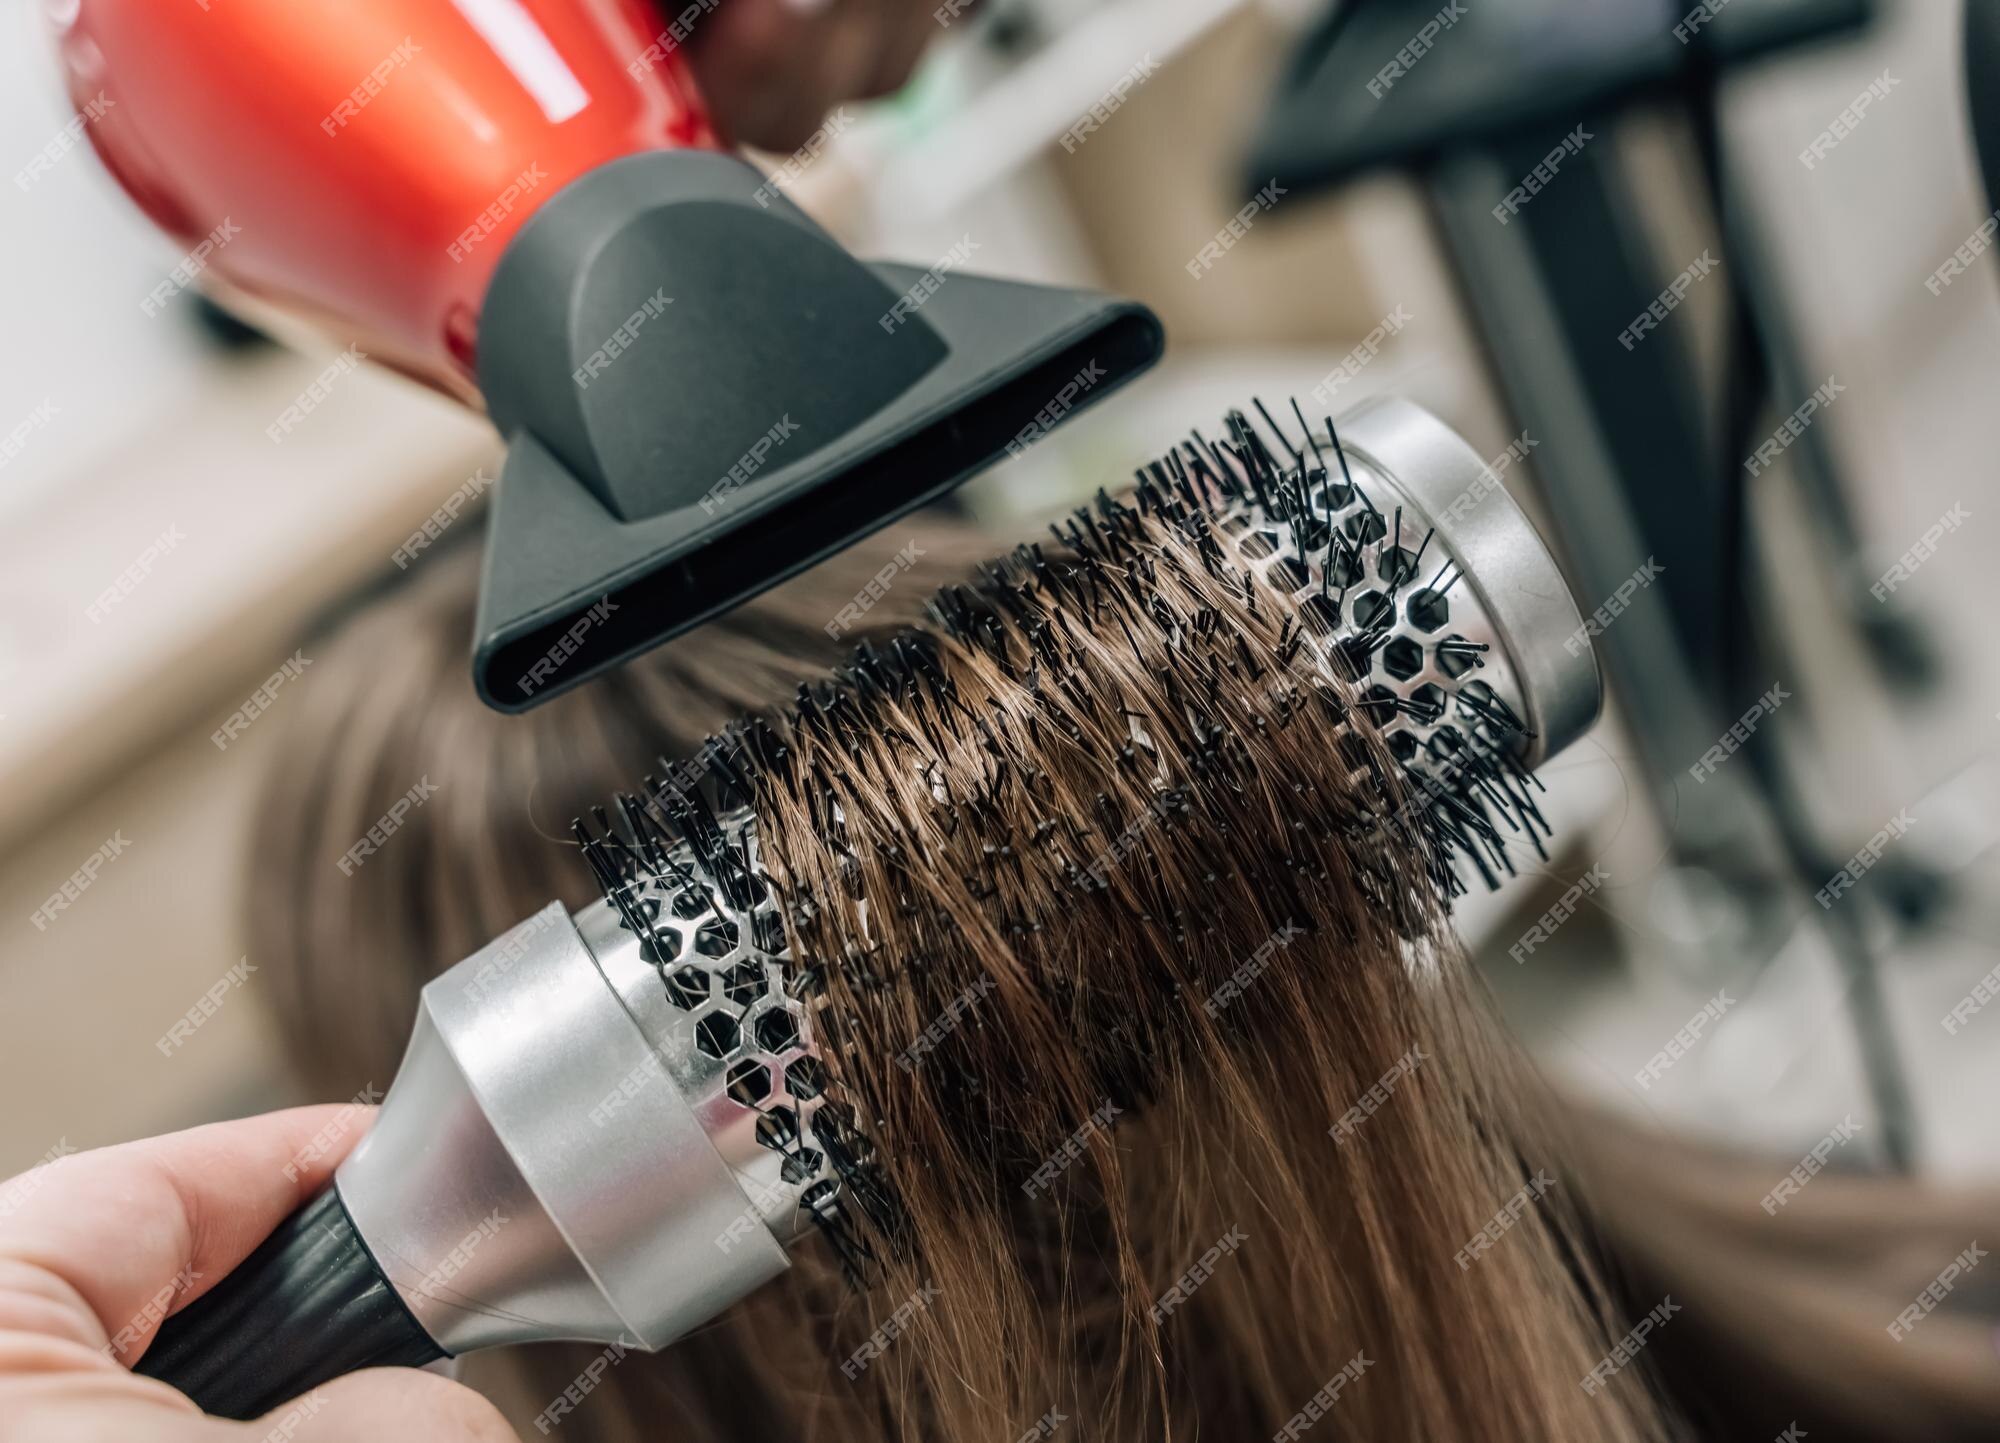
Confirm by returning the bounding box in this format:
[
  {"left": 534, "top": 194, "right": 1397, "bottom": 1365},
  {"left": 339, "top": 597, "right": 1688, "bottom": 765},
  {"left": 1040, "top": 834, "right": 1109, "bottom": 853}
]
[{"left": 58, "top": 0, "right": 1164, "bottom": 709}]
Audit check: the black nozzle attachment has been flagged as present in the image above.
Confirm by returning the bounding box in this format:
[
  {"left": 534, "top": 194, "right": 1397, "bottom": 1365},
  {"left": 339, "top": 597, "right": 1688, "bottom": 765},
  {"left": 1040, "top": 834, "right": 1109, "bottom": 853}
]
[{"left": 471, "top": 150, "right": 1163, "bottom": 712}]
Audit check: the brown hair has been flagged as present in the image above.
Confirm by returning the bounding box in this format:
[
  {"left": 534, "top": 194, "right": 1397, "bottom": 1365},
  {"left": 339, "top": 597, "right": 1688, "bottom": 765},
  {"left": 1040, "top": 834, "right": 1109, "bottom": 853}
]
[
  {"left": 716, "top": 489, "right": 1665, "bottom": 1443},
  {"left": 247, "top": 502, "right": 1998, "bottom": 1443},
  {"left": 1572, "top": 1112, "right": 2000, "bottom": 1441}
]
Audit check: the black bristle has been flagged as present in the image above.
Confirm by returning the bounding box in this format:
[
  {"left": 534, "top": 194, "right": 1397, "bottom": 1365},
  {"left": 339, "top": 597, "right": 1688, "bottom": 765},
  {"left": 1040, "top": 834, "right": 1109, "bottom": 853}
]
[{"left": 563, "top": 395, "right": 1551, "bottom": 1282}]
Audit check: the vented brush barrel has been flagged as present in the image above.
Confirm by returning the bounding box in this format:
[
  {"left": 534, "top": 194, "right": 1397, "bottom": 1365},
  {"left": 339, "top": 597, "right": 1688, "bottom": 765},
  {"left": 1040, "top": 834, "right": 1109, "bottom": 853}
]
[
  {"left": 1297, "top": 396, "right": 1599, "bottom": 771},
  {"left": 339, "top": 900, "right": 796, "bottom": 1355},
  {"left": 135, "top": 885, "right": 811, "bottom": 1418},
  {"left": 132, "top": 399, "right": 1598, "bottom": 1419},
  {"left": 137, "top": 816, "right": 832, "bottom": 1420}
]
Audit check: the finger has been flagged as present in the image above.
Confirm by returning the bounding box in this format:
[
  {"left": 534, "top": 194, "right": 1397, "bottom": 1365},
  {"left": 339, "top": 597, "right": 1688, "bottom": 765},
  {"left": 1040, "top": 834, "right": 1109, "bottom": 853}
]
[
  {"left": 687, "top": 0, "right": 858, "bottom": 151},
  {"left": 859, "top": 0, "right": 936, "bottom": 99},
  {"left": 281, "top": 1367, "right": 520, "bottom": 1443},
  {"left": 0, "top": 1105, "right": 374, "bottom": 1361},
  {"left": 0, "top": 1363, "right": 520, "bottom": 1443},
  {"left": 0, "top": 1352, "right": 225, "bottom": 1438},
  {"left": 817, "top": 0, "right": 893, "bottom": 88}
]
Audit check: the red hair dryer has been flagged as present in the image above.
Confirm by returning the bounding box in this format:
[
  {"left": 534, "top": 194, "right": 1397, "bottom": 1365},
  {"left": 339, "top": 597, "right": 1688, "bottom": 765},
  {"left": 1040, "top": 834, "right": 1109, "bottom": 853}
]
[{"left": 59, "top": 0, "right": 1162, "bottom": 707}]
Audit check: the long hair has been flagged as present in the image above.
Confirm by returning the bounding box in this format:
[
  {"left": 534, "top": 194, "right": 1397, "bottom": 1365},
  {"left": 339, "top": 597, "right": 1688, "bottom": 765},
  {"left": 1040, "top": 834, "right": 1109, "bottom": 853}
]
[
  {"left": 245, "top": 500, "right": 1999, "bottom": 1442},
  {"left": 729, "top": 492, "right": 1662, "bottom": 1442}
]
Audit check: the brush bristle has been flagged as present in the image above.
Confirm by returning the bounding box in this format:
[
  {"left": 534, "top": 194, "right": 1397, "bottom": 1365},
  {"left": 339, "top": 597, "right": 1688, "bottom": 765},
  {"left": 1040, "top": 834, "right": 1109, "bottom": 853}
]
[{"left": 572, "top": 398, "right": 1551, "bottom": 1266}]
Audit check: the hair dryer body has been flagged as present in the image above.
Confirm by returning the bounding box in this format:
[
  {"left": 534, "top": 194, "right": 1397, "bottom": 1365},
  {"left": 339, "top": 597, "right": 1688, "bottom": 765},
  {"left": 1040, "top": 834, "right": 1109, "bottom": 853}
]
[{"left": 58, "top": 0, "right": 718, "bottom": 398}]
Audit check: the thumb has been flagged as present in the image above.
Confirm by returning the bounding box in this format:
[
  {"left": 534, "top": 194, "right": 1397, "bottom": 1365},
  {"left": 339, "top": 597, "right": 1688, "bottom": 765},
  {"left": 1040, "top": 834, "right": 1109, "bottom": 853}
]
[{"left": 265, "top": 1367, "right": 520, "bottom": 1442}]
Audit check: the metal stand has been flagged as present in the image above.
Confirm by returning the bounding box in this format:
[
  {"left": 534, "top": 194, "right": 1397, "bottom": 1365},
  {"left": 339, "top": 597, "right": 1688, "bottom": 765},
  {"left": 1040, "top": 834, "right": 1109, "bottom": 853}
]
[
  {"left": 1238, "top": 0, "right": 1923, "bottom": 1166},
  {"left": 1423, "top": 119, "right": 1918, "bottom": 1171}
]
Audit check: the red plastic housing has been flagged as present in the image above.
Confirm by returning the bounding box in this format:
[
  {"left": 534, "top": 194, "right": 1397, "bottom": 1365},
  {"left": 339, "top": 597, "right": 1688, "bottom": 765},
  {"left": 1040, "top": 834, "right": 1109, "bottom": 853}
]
[{"left": 59, "top": 0, "right": 721, "bottom": 399}]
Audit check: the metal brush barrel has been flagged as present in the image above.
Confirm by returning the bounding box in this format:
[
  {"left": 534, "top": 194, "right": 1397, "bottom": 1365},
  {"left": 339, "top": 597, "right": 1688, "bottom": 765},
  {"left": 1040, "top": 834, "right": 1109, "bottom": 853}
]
[
  {"left": 567, "top": 860, "right": 847, "bottom": 1252},
  {"left": 534, "top": 392, "right": 1603, "bottom": 1352},
  {"left": 136, "top": 844, "right": 821, "bottom": 1419},
  {"left": 335, "top": 889, "right": 804, "bottom": 1359},
  {"left": 1327, "top": 396, "right": 1599, "bottom": 770},
  {"left": 1198, "top": 395, "right": 1599, "bottom": 886}
]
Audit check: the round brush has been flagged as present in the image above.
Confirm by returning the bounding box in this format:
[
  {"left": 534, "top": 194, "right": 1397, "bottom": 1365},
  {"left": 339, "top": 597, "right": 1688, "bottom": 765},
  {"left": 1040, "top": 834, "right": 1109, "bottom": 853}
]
[{"left": 132, "top": 396, "right": 1599, "bottom": 1418}]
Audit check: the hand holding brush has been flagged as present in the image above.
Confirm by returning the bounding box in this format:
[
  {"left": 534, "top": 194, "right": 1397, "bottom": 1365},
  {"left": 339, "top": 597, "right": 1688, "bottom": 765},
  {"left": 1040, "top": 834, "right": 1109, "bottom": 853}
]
[{"left": 0, "top": 1109, "right": 519, "bottom": 1442}]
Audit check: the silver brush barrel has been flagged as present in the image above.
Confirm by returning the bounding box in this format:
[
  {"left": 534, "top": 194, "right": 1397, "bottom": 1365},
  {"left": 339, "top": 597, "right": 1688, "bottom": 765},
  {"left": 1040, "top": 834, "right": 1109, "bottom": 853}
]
[
  {"left": 1325, "top": 396, "right": 1599, "bottom": 771},
  {"left": 1173, "top": 394, "right": 1597, "bottom": 889},
  {"left": 134, "top": 817, "right": 829, "bottom": 1418},
  {"left": 338, "top": 887, "right": 803, "bottom": 1358},
  {"left": 132, "top": 396, "right": 1600, "bottom": 1419}
]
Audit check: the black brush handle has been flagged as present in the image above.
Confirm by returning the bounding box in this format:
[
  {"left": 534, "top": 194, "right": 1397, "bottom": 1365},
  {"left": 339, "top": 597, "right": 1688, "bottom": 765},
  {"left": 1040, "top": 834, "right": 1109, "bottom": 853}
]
[{"left": 134, "top": 1185, "right": 445, "bottom": 1420}]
